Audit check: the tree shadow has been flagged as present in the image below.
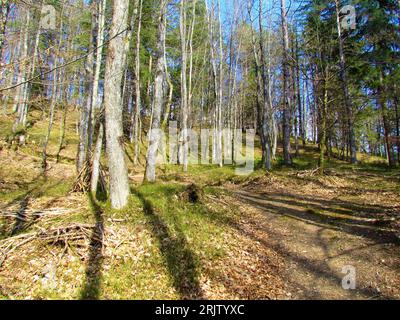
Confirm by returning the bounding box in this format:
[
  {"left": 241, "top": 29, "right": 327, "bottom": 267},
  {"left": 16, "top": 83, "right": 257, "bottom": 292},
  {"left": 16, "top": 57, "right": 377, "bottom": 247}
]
[
  {"left": 253, "top": 224, "right": 395, "bottom": 300},
  {"left": 134, "top": 189, "right": 203, "bottom": 299},
  {"left": 235, "top": 191, "right": 399, "bottom": 245},
  {"left": 228, "top": 190, "right": 399, "bottom": 299},
  {"left": 290, "top": 172, "right": 399, "bottom": 196},
  {"left": 80, "top": 192, "right": 105, "bottom": 300},
  {"left": 0, "top": 174, "right": 64, "bottom": 238}
]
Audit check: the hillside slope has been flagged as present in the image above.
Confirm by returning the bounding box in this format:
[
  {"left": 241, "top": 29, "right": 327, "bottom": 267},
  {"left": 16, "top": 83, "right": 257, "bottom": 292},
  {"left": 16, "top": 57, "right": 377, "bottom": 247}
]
[{"left": 0, "top": 110, "right": 399, "bottom": 300}]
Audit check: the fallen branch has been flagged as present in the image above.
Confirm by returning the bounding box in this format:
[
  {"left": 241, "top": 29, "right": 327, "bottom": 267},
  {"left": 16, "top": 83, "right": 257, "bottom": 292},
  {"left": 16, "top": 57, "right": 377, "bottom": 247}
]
[
  {"left": 292, "top": 168, "right": 321, "bottom": 178},
  {"left": 0, "top": 223, "right": 102, "bottom": 269},
  {"left": 1, "top": 208, "right": 77, "bottom": 220}
]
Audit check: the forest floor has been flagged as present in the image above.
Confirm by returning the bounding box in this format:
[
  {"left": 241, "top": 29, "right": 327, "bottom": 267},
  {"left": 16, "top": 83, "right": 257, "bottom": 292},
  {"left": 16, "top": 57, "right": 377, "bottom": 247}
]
[
  {"left": 0, "top": 110, "right": 399, "bottom": 300},
  {"left": 226, "top": 173, "right": 400, "bottom": 299}
]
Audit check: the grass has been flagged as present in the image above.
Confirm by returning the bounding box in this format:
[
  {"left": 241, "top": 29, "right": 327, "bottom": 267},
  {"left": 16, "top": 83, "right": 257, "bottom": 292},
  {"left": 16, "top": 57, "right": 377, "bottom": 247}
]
[
  {"left": 90, "top": 183, "right": 233, "bottom": 299},
  {"left": 0, "top": 107, "right": 399, "bottom": 300},
  {"left": 0, "top": 171, "right": 240, "bottom": 299}
]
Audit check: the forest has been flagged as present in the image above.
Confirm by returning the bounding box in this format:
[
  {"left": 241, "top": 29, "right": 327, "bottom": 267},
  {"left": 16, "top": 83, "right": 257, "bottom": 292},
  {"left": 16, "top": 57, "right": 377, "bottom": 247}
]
[{"left": 0, "top": 0, "right": 399, "bottom": 300}]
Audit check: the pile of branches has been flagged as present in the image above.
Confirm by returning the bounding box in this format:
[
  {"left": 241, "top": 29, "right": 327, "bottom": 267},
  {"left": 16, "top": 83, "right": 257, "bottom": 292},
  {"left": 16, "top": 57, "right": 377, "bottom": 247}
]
[
  {"left": 1, "top": 208, "right": 76, "bottom": 221},
  {"left": 0, "top": 224, "right": 101, "bottom": 268},
  {"left": 72, "top": 162, "right": 107, "bottom": 193},
  {"left": 291, "top": 168, "right": 322, "bottom": 178},
  {"left": 72, "top": 163, "right": 92, "bottom": 192}
]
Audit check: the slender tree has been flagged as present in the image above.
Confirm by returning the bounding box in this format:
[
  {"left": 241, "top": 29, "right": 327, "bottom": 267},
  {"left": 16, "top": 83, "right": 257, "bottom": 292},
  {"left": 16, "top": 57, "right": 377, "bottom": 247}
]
[
  {"left": 104, "top": 0, "right": 131, "bottom": 209},
  {"left": 334, "top": 0, "right": 357, "bottom": 164},
  {"left": 145, "top": 0, "right": 168, "bottom": 182},
  {"left": 280, "top": 0, "right": 292, "bottom": 165}
]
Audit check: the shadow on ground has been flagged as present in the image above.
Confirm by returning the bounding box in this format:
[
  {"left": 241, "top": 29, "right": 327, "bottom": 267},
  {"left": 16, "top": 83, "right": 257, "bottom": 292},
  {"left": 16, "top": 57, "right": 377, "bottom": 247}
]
[
  {"left": 235, "top": 191, "right": 399, "bottom": 245},
  {"left": 80, "top": 192, "right": 105, "bottom": 300},
  {"left": 134, "top": 189, "right": 203, "bottom": 300},
  {"left": 0, "top": 174, "right": 66, "bottom": 238},
  {"left": 230, "top": 189, "right": 399, "bottom": 299}
]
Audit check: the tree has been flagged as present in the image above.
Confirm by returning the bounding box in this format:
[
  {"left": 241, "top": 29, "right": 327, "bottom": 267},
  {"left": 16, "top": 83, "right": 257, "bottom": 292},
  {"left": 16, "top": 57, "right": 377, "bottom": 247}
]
[
  {"left": 104, "top": 0, "right": 131, "bottom": 209},
  {"left": 145, "top": 0, "right": 168, "bottom": 182},
  {"left": 180, "top": 0, "right": 189, "bottom": 171},
  {"left": 334, "top": 0, "right": 357, "bottom": 164},
  {"left": 280, "top": 0, "right": 292, "bottom": 165},
  {"left": 0, "top": 0, "right": 10, "bottom": 63},
  {"left": 42, "top": 3, "right": 66, "bottom": 172},
  {"left": 130, "top": 0, "right": 143, "bottom": 167},
  {"left": 257, "top": 0, "right": 273, "bottom": 170}
]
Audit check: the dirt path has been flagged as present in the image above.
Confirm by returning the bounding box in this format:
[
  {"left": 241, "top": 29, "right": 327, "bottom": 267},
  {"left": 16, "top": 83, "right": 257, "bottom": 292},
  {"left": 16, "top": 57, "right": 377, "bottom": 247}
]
[{"left": 229, "top": 187, "right": 400, "bottom": 300}]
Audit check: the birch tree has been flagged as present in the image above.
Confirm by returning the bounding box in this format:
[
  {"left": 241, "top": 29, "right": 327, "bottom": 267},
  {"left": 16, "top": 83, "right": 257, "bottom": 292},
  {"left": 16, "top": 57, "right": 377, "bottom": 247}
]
[
  {"left": 280, "top": 0, "right": 292, "bottom": 165},
  {"left": 180, "top": 0, "right": 189, "bottom": 171},
  {"left": 91, "top": 0, "right": 107, "bottom": 140},
  {"left": 0, "top": 0, "right": 10, "bottom": 63},
  {"left": 42, "top": 4, "right": 65, "bottom": 171},
  {"left": 104, "top": 0, "right": 131, "bottom": 209},
  {"left": 145, "top": 0, "right": 168, "bottom": 182},
  {"left": 130, "top": 0, "right": 143, "bottom": 167}
]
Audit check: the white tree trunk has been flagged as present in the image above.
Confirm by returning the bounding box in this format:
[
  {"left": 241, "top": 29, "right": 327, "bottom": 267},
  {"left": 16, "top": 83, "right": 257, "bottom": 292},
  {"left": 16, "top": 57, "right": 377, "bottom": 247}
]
[
  {"left": 280, "top": 0, "right": 292, "bottom": 165},
  {"left": 131, "top": 0, "right": 143, "bottom": 167},
  {"left": 104, "top": 0, "right": 131, "bottom": 209},
  {"left": 180, "top": 0, "right": 189, "bottom": 172},
  {"left": 91, "top": 122, "right": 104, "bottom": 194},
  {"left": 145, "top": 0, "right": 168, "bottom": 182},
  {"left": 90, "top": 0, "right": 107, "bottom": 136}
]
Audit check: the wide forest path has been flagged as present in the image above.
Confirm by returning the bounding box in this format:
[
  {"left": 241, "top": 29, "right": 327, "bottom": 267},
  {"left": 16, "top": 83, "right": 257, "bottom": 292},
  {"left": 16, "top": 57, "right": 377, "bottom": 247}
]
[{"left": 225, "top": 173, "right": 400, "bottom": 300}]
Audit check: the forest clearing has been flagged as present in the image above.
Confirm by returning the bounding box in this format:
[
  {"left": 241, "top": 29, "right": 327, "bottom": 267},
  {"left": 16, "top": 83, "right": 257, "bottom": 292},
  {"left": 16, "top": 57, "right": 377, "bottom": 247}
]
[{"left": 0, "top": 0, "right": 399, "bottom": 302}]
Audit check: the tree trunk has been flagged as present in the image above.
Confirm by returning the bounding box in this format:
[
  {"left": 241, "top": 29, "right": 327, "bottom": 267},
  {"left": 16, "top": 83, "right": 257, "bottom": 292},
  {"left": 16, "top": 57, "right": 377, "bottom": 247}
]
[
  {"left": 379, "top": 73, "right": 396, "bottom": 167},
  {"left": 13, "top": 9, "right": 30, "bottom": 144},
  {"left": 23, "top": 1, "right": 43, "bottom": 131},
  {"left": 56, "top": 103, "right": 68, "bottom": 163},
  {"left": 205, "top": 0, "right": 219, "bottom": 164},
  {"left": 90, "top": 0, "right": 107, "bottom": 143},
  {"left": 394, "top": 93, "right": 400, "bottom": 164},
  {"left": 0, "top": 0, "right": 10, "bottom": 63},
  {"left": 77, "top": 47, "right": 94, "bottom": 172},
  {"left": 91, "top": 122, "right": 104, "bottom": 194},
  {"left": 319, "top": 78, "right": 328, "bottom": 174},
  {"left": 217, "top": 0, "right": 223, "bottom": 167},
  {"left": 130, "top": 0, "right": 143, "bottom": 168},
  {"left": 258, "top": 0, "right": 273, "bottom": 170},
  {"left": 42, "top": 5, "right": 65, "bottom": 171},
  {"left": 295, "top": 31, "right": 305, "bottom": 146},
  {"left": 104, "top": 0, "right": 131, "bottom": 209},
  {"left": 145, "top": 0, "right": 168, "bottom": 182},
  {"left": 280, "top": 0, "right": 292, "bottom": 165},
  {"left": 247, "top": 0, "right": 268, "bottom": 169},
  {"left": 180, "top": 0, "right": 189, "bottom": 171},
  {"left": 187, "top": 0, "right": 198, "bottom": 129},
  {"left": 0, "top": 1, "right": 10, "bottom": 112},
  {"left": 334, "top": 0, "right": 357, "bottom": 164}
]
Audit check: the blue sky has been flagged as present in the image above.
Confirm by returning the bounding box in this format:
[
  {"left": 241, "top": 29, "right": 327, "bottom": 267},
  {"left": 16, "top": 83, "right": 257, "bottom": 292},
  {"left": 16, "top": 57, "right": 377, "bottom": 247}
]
[{"left": 219, "top": 0, "right": 305, "bottom": 27}]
